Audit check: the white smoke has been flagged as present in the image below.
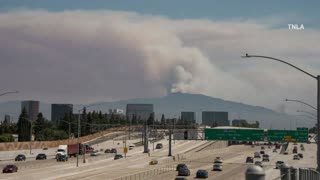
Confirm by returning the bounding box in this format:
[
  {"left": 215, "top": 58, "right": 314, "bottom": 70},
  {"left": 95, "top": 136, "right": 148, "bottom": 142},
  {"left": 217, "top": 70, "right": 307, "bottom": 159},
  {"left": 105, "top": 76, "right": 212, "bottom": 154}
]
[{"left": 0, "top": 10, "right": 319, "bottom": 113}]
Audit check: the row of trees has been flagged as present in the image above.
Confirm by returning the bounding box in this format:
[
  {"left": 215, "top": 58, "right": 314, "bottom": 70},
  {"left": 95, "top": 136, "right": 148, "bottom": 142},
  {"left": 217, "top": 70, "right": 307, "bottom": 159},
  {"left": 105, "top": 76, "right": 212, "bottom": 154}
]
[{"left": 1, "top": 108, "right": 198, "bottom": 142}]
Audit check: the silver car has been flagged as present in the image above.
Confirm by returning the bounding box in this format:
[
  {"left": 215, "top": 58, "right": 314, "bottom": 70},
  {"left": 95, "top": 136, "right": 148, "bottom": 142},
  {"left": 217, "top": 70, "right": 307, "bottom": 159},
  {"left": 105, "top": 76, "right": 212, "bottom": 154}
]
[{"left": 213, "top": 163, "right": 223, "bottom": 171}]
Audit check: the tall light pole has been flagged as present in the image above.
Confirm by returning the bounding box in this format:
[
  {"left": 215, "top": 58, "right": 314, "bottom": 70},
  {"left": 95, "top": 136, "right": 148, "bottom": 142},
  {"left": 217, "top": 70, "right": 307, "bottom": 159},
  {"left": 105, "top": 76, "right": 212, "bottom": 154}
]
[
  {"left": 285, "top": 99, "right": 317, "bottom": 110},
  {"left": 76, "top": 110, "right": 80, "bottom": 167},
  {"left": 0, "top": 90, "right": 19, "bottom": 97},
  {"left": 242, "top": 53, "right": 320, "bottom": 171}
]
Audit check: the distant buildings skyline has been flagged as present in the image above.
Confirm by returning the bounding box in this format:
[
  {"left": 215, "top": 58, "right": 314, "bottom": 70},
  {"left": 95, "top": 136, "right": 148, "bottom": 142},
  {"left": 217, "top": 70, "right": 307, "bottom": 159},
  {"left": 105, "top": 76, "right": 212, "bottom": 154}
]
[
  {"left": 202, "top": 111, "right": 229, "bottom": 127},
  {"left": 21, "top": 100, "right": 39, "bottom": 122}
]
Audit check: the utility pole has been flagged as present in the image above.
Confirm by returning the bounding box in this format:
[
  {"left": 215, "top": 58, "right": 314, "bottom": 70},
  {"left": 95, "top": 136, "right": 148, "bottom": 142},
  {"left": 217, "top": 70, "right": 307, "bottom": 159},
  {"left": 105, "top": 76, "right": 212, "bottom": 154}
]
[
  {"left": 76, "top": 110, "right": 80, "bottom": 167},
  {"left": 29, "top": 119, "right": 32, "bottom": 154}
]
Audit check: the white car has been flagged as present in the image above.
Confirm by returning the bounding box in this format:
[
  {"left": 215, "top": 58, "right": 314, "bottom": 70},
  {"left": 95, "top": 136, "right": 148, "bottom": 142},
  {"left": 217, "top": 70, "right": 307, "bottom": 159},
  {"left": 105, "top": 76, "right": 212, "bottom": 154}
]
[
  {"left": 213, "top": 163, "right": 223, "bottom": 171},
  {"left": 213, "top": 157, "right": 223, "bottom": 163},
  {"left": 90, "top": 150, "right": 100, "bottom": 156}
]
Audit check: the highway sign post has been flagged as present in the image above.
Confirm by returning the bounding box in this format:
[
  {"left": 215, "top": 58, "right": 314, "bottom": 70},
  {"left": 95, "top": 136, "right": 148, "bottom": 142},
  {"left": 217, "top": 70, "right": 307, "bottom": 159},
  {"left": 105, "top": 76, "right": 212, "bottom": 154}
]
[
  {"left": 267, "top": 128, "right": 308, "bottom": 142},
  {"left": 205, "top": 128, "right": 264, "bottom": 141}
]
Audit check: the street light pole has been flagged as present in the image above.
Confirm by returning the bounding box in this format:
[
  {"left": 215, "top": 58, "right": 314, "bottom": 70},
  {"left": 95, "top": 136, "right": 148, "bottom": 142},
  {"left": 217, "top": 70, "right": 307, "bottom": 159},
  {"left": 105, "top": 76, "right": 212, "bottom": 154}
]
[
  {"left": 297, "top": 110, "right": 317, "bottom": 118},
  {"left": 76, "top": 110, "right": 80, "bottom": 167},
  {"left": 242, "top": 54, "right": 320, "bottom": 171},
  {"left": 286, "top": 99, "right": 317, "bottom": 111}
]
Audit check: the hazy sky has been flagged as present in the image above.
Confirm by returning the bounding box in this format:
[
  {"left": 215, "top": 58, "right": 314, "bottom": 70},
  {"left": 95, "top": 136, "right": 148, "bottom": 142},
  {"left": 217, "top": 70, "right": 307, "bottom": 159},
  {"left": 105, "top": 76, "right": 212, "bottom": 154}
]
[{"left": 0, "top": 1, "right": 319, "bottom": 114}]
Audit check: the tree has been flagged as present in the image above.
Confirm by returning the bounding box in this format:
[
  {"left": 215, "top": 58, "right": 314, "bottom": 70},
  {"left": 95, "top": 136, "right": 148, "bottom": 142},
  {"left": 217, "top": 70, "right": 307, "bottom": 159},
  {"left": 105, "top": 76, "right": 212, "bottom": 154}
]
[
  {"left": 34, "top": 113, "right": 45, "bottom": 140},
  {"left": 0, "top": 134, "right": 14, "bottom": 142},
  {"left": 17, "top": 107, "right": 31, "bottom": 142},
  {"left": 81, "top": 107, "right": 88, "bottom": 136},
  {"left": 147, "top": 113, "right": 155, "bottom": 125}
]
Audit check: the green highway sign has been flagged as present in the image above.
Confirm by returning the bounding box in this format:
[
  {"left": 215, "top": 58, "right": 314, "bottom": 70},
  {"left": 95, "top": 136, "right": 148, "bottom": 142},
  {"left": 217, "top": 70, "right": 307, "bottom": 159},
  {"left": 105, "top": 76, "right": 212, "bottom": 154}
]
[
  {"left": 204, "top": 128, "right": 264, "bottom": 141},
  {"left": 267, "top": 128, "right": 308, "bottom": 142}
]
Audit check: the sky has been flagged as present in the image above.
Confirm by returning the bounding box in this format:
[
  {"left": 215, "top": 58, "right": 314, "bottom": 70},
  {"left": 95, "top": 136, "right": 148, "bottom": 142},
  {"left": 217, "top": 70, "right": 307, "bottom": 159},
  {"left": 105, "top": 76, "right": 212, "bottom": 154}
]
[{"left": 0, "top": 0, "right": 319, "bottom": 115}]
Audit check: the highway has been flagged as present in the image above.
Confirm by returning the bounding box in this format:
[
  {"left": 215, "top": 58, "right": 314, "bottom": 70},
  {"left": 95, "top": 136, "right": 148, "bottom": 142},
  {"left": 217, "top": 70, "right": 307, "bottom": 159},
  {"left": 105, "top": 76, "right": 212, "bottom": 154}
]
[{"left": 0, "top": 138, "right": 316, "bottom": 180}]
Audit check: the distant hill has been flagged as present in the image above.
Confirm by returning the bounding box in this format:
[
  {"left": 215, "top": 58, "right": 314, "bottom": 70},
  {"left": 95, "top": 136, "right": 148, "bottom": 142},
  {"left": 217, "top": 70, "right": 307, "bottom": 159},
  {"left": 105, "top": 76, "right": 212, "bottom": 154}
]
[{"left": 0, "top": 92, "right": 298, "bottom": 129}]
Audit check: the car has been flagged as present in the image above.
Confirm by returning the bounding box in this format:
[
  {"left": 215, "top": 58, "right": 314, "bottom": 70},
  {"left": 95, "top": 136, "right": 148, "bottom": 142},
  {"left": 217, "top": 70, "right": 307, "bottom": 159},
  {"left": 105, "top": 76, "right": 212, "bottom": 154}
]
[
  {"left": 260, "top": 151, "right": 265, "bottom": 155},
  {"left": 175, "top": 178, "right": 187, "bottom": 180},
  {"left": 273, "top": 149, "right": 277, "bottom": 153},
  {"left": 298, "top": 153, "right": 303, "bottom": 158},
  {"left": 15, "top": 154, "right": 26, "bottom": 161},
  {"left": 2, "top": 165, "right": 18, "bottom": 173},
  {"left": 56, "top": 154, "right": 68, "bottom": 162},
  {"left": 176, "top": 164, "right": 187, "bottom": 171},
  {"left": 156, "top": 143, "right": 163, "bottom": 149},
  {"left": 301, "top": 146, "right": 305, "bottom": 151},
  {"left": 114, "top": 154, "right": 123, "bottom": 160},
  {"left": 293, "top": 142, "right": 298, "bottom": 145},
  {"left": 254, "top": 161, "right": 263, "bottom": 167},
  {"left": 175, "top": 178, "right": 188, "bottom": 180},
  {"left": 293, "top": 149, "right": 298, "bottom": 154},
  {"left": 283, "top": 151, "right": 288, "bottom": 155},
  {"left": 213, "top": 157, "right": 223, "bottom": 163},
  {"left": 300, "top": 144, "right": 304, "bottom": 148},
  {"left": 246, "top": 157, "right": 254, "bottom": 163},
  {"left": 104, "top": 149, "right": 111, "bottom": 153},
  {"left": 36, "top": 153, "right": 47, "bottom": 160},
  {"left": 196, "top": 169, "right": 208, "bottom": 178},
  {"left": 262, "top": 154, "right": 269, "bottom": 162},
  {"left": 91, "top": 150, "right": 100, "bottom": 156},
  {"left": 293, "top": 155, "right": 300, "bottom": 160},
  {"left": 149, "top": 159, "right": 158, "bottom": 165},
  {"left": 261, "top": 146, "right": 265, "bottom": 150},
  {"left": 251, "top": 145, "right": 255, "bottom": 148},
  {"left": 275, "top": 161, "right": 284, "bottom": 169},
  {"left": 254, "top": 152, "right": 261, "bottom": 158},
  {"left": 213, "top": 163, "right": 223, "bottom": 171},
  {"left": 129, "top": 144, "right": 135, "bottom": 150},
  {"left": 178, "top": 167, "right": 190, "bottom": 176},
  {"left": 111, "top": 148, "right": 117, "bottom": 153}
]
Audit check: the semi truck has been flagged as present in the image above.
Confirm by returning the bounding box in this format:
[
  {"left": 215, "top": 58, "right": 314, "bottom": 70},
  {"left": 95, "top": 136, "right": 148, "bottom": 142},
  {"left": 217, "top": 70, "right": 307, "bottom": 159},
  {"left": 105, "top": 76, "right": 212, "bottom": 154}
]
[{"left": 56, "top": 143, "right": 93, "bottom": 158}]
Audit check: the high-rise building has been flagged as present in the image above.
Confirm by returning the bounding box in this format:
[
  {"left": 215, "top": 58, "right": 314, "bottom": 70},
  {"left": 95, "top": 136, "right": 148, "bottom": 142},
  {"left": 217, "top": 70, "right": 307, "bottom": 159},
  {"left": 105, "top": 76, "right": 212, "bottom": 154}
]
[
  {"left": 51, "top": 104, "right": 73, "bottom": 124},
  {"left": 181, "top": 112, "right": 195, "bottom": 125},
  {"left": 202, "top": 111, "right": 229, "bottom": 126},
  {"left": 21, "top": 100, "right": 39, "bottom": 121},
  {"left": 4, "top": 115, "right": 10, "bottom": 123},
  {"left": 126, "top": 104, "right": 154, "bottom": 121}
]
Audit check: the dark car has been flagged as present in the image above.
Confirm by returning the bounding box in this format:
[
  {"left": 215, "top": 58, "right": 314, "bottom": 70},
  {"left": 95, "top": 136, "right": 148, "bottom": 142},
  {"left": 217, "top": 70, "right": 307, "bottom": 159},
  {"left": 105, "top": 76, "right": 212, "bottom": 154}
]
[
  {"left": 114, "top": 154, "right": 123, "bottom": 160},
  {"left": 262, "top": 154, "right": 269, "bottom": 162},
  {"left": 260, "top": 151, "right": 265, "bottom": 155},
  {"left": 176, "top": 164, "right": 187, "bottom": 171},
  {"left": 15, "top": 154, "right": 26, "bottom": 161},
  {"left": 196, "top": 169, "right": 208, "bottom": 178},
  {"left": 156, "top": 143, "right": 163, "bottom": 149},
  {"left": 36, "top": 153, "right": 47, "bottom": 160},
  {"left": 175, "top": 178, "right": 187, "bottom": 180},
  {"left": 111, "top": 148, "right": 117, "bottom": 153},
  {"left": 178, "top": 167, "right": 190, "bottom": 176},
  {"left": 246, "top": 157, "right": 254, "bottom": 163},
  {"left": 298, "top": 153, "right": 303, "bottom": 158},
  {"left": 3, "top": 165, "right": 18, "bottom": 173},
  {"left": 104, "top": 149, "right": 111, "bottom": 153}
]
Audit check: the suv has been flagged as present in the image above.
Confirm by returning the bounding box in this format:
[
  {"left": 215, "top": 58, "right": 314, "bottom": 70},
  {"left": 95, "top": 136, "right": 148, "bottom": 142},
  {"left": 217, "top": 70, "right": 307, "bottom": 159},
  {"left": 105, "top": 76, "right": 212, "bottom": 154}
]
[
  {"left": 176, "top": 164, "right": 187, "bottom": 171},
  {"left": 178, "top": 167, "right": 190, "bottom": 176},
  {"left": 156, "top": 143, "right": 163, "bottom": 149},
  {"left": 275, "top": 161, "right": 284, "bottom": 169},
  {"left": 15, "top": 154, "right": 26, "bottom": 161},
  {"left": 254, "top": 161, "right": 263, "bottom": 167},
  {"left": 262, "top": 154, "right": 269, "bottom": 162},
  {"left": 293, "top": 155, "right": 300, "bottom": 160},
  {"left": 246, "top": 157, "right": 254, "bottom": 163},
  {"left": 260, "top": 151, "right": 265, "bottom": 155},
  {"left": 298, "top": 153, "right": 303, "bottom": 158}
]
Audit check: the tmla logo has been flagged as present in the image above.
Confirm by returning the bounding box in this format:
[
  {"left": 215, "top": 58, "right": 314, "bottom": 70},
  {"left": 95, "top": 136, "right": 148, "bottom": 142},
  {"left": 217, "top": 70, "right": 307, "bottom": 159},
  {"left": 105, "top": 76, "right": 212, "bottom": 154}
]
[{"left": 288, "top": 24, "right": 304, "bottom": 30}]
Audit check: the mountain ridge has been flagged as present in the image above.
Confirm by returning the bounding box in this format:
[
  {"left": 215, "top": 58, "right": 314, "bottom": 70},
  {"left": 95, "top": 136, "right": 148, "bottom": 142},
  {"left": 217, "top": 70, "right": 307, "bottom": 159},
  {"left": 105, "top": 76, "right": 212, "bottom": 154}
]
[{"left": 0, "top": 92, "right": 303, "bottom": 129}]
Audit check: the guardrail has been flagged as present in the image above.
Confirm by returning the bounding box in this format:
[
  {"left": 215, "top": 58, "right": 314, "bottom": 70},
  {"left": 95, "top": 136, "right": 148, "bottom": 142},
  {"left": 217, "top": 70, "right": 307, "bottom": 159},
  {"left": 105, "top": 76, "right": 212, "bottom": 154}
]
[
  {"left": 280, "top": 166, "right": 320, "bottom": 180},
  {"left": 113, "top": 164, "right": 175, "bottom": 180}
]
